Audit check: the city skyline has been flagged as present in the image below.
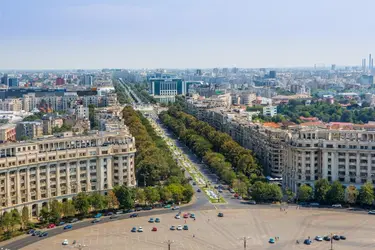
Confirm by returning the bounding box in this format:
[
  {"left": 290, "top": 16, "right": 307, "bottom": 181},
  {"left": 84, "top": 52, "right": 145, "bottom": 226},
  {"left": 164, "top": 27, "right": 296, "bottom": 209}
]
[{"left": 1, "top": 0, "right": 375, "bottom": 69}]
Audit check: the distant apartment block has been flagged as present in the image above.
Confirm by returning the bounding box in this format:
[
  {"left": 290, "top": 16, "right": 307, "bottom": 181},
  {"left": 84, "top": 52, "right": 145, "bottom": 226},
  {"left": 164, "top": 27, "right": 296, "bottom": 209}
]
[
  {"left": 15, "top": 121, "right": 43, "bottom": 140},
  {"left": 263, "top": 105, "right": 278, "bottom": 117},
  {"left": 0, "top": 124, "right": 16, "bottom": 143}
]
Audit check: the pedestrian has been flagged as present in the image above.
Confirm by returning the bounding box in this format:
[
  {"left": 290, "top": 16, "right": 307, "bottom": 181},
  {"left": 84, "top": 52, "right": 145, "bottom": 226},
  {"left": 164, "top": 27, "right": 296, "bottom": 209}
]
[
  {"left": 194, "top": 218, "right": 196, "bottom": 221},
  {"left": 193, "top": 234, "right": 195, "bottom": 238}
]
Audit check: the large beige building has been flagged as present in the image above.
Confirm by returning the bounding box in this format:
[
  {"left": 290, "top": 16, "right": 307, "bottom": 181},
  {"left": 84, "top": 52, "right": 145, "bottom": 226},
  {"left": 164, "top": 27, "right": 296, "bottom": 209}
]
[{"left": 0, "top": 131, "right": 136, "bottom": 217}]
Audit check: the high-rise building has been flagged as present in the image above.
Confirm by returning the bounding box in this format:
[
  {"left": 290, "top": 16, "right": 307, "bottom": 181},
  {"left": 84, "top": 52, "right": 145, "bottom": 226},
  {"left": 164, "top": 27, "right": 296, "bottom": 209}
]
[
  {"left": 83, "top": 75, "right": 93, "bottom": 86},
  {"left": 369, "top": 54, "right": 372, "bottom": 72},
  {"left": 55, "top": 77, "right": 65, "bottom": 86},
  {"left": 362, "top": 58, "right": 367, "bottom": 73},
  {"left": 0, "top": 74, "right": 8, "bottom": 86},
  {"left": 8, "top": 78, "right": 18, "bottom": 88},
  {"left": 331, "top": 64, "right": 336, "bottom": 71},
  {"left": 269, "top": 70, "right": 276, "bottom": 78},
  {"left": 149, "top": 78, "right": 188, "bottom": 103}
]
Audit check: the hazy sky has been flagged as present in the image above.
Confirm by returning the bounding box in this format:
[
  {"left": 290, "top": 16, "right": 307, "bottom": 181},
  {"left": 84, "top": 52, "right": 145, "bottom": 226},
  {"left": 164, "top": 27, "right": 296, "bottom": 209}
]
[{"left": 1, "top": 0, "right": 375, "bottom": 69}]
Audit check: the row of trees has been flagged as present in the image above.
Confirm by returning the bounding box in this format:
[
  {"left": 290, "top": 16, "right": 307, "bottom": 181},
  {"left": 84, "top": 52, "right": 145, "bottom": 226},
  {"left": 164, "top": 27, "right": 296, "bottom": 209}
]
[
  {"left": 129, "top": 83, "right": 156, "bottom": 104},
  {"left": 278, "top": 99, "right": 375, "bottom": 124},
  {"left": 113, "top": 79, "right": 132, "bottom": 104},
  {"left": 297, "top": 179, "right": 375, "bottom": 206},
  {"left": 122, "top": 106, "right": 186, "bottom": 187}
]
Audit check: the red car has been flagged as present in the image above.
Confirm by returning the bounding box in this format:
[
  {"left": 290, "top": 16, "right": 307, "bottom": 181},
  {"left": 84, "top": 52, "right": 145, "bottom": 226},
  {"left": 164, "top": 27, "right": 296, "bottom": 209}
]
[
  {"left": 234, "top": 193, "right": 239, "bottom": 198},
  {"left": 152, "top": 227, "right": 157, "bottom": 232},
  {"left": 183, "top": 214, "right": 189, "bottom": 218},
  {"left": 47, "top": 224, "right": 56, "bottom": 229}
]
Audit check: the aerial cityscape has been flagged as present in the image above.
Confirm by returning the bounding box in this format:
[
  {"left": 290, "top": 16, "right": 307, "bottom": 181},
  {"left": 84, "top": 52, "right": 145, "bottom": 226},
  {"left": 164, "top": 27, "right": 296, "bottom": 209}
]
[{"left": 2, "top": 0, "right": 375, "bottom": 250}]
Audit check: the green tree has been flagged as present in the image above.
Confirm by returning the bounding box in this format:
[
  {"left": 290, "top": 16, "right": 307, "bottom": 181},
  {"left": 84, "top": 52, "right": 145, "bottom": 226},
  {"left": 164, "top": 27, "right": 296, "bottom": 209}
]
[
  {"left": 73, "top": 192, "right": 90, "bottom": 215},
  {"left": 62, "top": 201, "right": 76, "bottom": 218},
  {"left": 326, "top": 181, "right": 345, "bottom": 204},
  {"left": 49, "top": 200, "right": 62, "bottom": 224},
  {"left": 345, "top": 185, "right": 359, "bottom": 205},
  {"left": 144, "top": 187, "right": 161, "bottom": 205},
  {"left": 314, "top": 179, "right": 331, "bottom": 204},
  {"left": 232, "top": 179, "right": 248, "bottom": 197},
  {"left": 135, "top": 188, "right": 146, "bottom": 205},
  {"left": 182, "top": 184, "right": 194, "bottom": 202},
  {"left": 297, "top": 184, "right": 313, "bottom": 202},
  {"left": 113, "top": 185, "right": 135, "bottom": 209},
  {"left": 159, "top": 186, "right": 172, "bottom": 202},
  {"left": 250, "top": 181, "right": 267, "bottom": 201},
  {"left": 1, "top": 211, "right": 12, "bottom": 232},
  {"left": 39, "top": 207, "right": 50, "bottom": 223},
  {"left": 167, "top": 184, "right": 184, "bottom": 203},
  {"left": 21, "top": 206, "right": 29, "bottom": 229},
  {"left": 10, "top": 209, "right": 21, "bottom": 232},
  {"left": 106, "top": 190, "right": 120, "bottom": 209},
  {"left": 359, "top": 182, "right": 374, "bottom": 206},
  {"left": 267, "top": 184, "right": 283, "bottom": 201},
  {"left": 285, "top": 188, "right": 295, "bottom": 201},
  {"left": 90, "top": 192, "right": 107, "bottom": 211}
]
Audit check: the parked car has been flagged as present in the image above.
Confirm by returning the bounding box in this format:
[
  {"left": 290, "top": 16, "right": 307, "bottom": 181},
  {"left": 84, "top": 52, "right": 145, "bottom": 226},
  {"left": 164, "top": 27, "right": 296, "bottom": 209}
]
[
  {"left": 63, "top": 224, "right": 72, "bottom": 230},
  {"left": 164, "top": 204, "right": 172, "bottom": 209},
  {"left": 28, "top": 229, "right": 35, "bottom": 234},
  {"left": 269, "top": 238, "right": 275, "bottom": 244},
  {"left": 70, "top": 218, "right": 79, "bottom": 223},
  {"left": 152, "top": 227, "right": 158, "bottom": 232},
  {"left": 58, "top": 221, "right": 65, "bottom": 226},
  {"left": 333, "top": 235, "right": 340, "bottom": 241},
  {"left": 135, "top": 207, "right": 142, "bottom": 211},
  {"left": 62, "top": 239, "right": 69, "bottom": 245},
  {"left": 40, "top": 232, "right": 48, "bottom": 237},
  {"left": 218, "top": 189, "right": 223, "bottom": 193},
  {"left": 332, "top": 204, "right": 342, "bottom": 208},
  {"left": 175, "top": 215, "right": 181, "bottom": 219},
  {"left": 131, "top": 227, "right": 137, "bottom": 233},
  {"left": 138, "top": 226, "right": 143, "bottom": 232},
  {"left": 309, "top": 203, "right": 320, "bottom": 207},
  {"left": 172, "top": 206, "right": 180, "bottom": 210},
  {"left": 170, "top": 226, "right": 176, "bottom": 231},
  {"left": 248, "top": 200, "right": 256, "bottom": 205},
  {"left": 368, "top": 210, "right": 375, "bottom": 214},
  {"left": 47, "top": 224, "right": 56, "bottom": 229},
  {"left": 92, "top": 218, "right": 101, "bottom": 223},
  {"left": 148, "top": 218, "right": 155, "bottom": 223},
  {"left": 190, "top": 213, "right": 195, "bottom": 219},
  {"left": 229, "top": 189, "right": 235, "bottom": 193},
  {"left": 218, "top": 212, "right": 224, "bottom": 217},
  {"left": 192, "top": 182, "right": 196, "bottom": 185},
  {"left": 304, "top": 239, "right": 312, "bottom": 245},
  {"left": 110, "top": 214, "right": 119, "bottom": 219},
  {"left": 183, "top": 213, "right": 189, "bottom": 218},
  {"left": 177, "top": 225, "right": 183, "bottom": 230},
  {"left": 143, "top": 207, "right": 153, "bottom": 211},
  {"left": 183, "top": 225, "right": 189, "bottom": 230},
  {"left": 130, "top": 213, "right": 138, "bottom": 218},
  {"left": 340, "top": 235, "right": 346, "bottom": 240},
  {"left": 94, "top": 213, "right": 102, "bottom": 218},
  {"left": 155, "top": 218, "right": 160, "bottom": 223},
  {"left": 116, "top": 210, "right": 123, "bottom": 215},
  {"left": 105, "top": 212, "right": 114, "bottom": 216},
  {"left": 323, "top": 236, "right": 331, "bottom": 241},
  {"left": 315, "top": 236, "right": 323, "bottom": 241},
  {"left": 32, "top": 231, "right": 41, "bottom": 236}
]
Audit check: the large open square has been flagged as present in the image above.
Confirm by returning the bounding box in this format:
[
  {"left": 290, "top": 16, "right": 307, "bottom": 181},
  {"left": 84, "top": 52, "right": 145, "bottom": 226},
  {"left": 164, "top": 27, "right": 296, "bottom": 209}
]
[{"left": 20, "top": 207, "right": 375, "bottom": 250}]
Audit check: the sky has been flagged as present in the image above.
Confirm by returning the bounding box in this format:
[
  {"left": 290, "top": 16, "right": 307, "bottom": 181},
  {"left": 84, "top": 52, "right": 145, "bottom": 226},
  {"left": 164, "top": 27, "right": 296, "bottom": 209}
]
[{"left": 1, "top": 0, "right": 375, "bottom": 69}]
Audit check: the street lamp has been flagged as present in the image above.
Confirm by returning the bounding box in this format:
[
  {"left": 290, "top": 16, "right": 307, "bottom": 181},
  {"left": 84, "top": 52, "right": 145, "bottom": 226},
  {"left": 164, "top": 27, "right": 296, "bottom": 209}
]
[
  {"left": 163, "top": 240, "right": 174, "bottom": 250},
  {"left": 238, "top": 236, "right": 251, "bottom": 250}
]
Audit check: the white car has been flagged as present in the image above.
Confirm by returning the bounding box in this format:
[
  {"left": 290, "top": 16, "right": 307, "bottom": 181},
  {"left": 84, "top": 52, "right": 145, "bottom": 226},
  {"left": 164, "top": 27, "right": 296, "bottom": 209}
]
[
  {"left": 177, "top": 225, "right": 183, "bottom": 230},
  {"left": 315, "top": 236, "right": 323, "bottom": 241},
  {"left": 175, "top": 215, "right": 181, "bottom": 219},
  {"left": 138, "top": 227, "right": 143, "bottom": 232},
  {"left": 62, "top": 239, "right": 69, "bottom": 245},
  {"left": 332, "top": 204, "right": 342, "bottom": 208}
]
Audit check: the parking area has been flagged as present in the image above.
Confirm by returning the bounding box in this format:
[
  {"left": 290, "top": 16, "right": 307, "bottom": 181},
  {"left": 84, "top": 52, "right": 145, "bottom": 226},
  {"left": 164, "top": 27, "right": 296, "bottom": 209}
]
[{"left": 22, "top": 207, "right": 375, "bottom": 250}]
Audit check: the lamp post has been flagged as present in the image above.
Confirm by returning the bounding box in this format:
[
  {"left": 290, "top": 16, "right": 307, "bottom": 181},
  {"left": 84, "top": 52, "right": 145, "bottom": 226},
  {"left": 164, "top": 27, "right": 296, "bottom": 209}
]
[
  {"left": 163, "top": 240, "right": 174, "bottom": 250},
  {"left": 238, "top": 237, "right": 251, "bottom": 250}
]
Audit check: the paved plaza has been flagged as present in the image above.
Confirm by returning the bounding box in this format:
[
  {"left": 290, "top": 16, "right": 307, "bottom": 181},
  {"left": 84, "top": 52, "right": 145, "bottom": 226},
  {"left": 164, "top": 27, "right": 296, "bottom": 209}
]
[{"left": 22, "top": 207, "right": 375, "bottom": 250}]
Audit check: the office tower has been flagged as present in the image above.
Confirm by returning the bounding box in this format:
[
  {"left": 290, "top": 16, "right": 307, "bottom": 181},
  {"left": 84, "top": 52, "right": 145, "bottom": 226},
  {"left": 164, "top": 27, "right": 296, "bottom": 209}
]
[
  {"left": 1, "top": 74, "right": 8, "bottom": 86},
  {"left": 8, "top": 78, "right": 18, "bottom": 88},
  {"left": 269, "top": 70, "right": 277, "bottom": 78},
  {"left": 84, "top": 75, "right": 93, "bottom": 86},
  {"left": 196, "top": 69, "right": 202, "bottom": 76},
  {"left": 369, "top": 54, "right": 372, "bottom": 72},
  {"left": 362, "top": 59, "right": 367, "bottom": 73}
]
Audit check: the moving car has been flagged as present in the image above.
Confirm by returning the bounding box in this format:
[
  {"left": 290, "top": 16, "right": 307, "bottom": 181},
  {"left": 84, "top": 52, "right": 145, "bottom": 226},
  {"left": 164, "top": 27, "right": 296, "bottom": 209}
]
[
  {"left": 148, "top": 218, "right": 155, "bottom": 223},
  {"left": 63, "top": 224, "right": 72, "bottom": 230},
  {"left": 94, "top": 213, "right": 102, "bottom": 218},
  {"left": 58, "top": 221, "right": 66, "bottom": 226},
  {"left": 70, "top": 218, "right": 79, "bottom": 223},
  {"left": 40, "top": 232, "right": 48, "bottom": 237},
  {"left": 192, "top": 182, "right": 196, "bottom": 185},
  {"left": 116, "top": 210, "right": 123, "bottom": 215},
  {"left": 110, "top": 214, "right": 119, "bottom": 219},
  {"left": 92, "top": 218, "right": 101, "bottom": 223},
  {"left": 152, "top": 227, "right": 157, "bottom": 232},
  {"left": 105, "top": 212, "right": 114, "bottom": 216},
  {"left": 340, "top": 235, "right": 346, "bottom": 240},
  {"left": 304, "top": 239, "right": 312, "bottom": 245},
  {"left": 130, "top": 213, "right": 138, "bottom": 218},
  {"left": 332, "top": 204, "right": 342, "bottom": 208},
  {"left": 47, "top": 224, "right": 56, "bottom": 229},
  {"left": 177, "top": 225, "right": 183, "bottom": 230},
  {"left": 32, "top": 231, "right": 41, "bottom": 236},
  {"left": 138, "top": 227, "right": 143, "bottom": 232},
  {"left": 131, "top": 227, "right": 137, "bottom": 233},
  {"left": 183, "top": 225, "right": 189, "bottom": 230},
  {"left": 218, "top": 189, "right": 223, "bottom": 193},
  {"left": 315, "top": 236, "right": 323, "bottom": 241},
  {"left": 229, "top": 189, "right": 235, "bottom": 193},
  {"left": 155, "top": 218, "right": 160, "bottom": 223},
  {"left": 170, "top": 226, "right": 176, "bottom": 231},
  {"left": 323, "top": 236, "right": 331, "bottom": 241},
  {"left": 248, "top": 200, "right": 256, "bottom": 205},
  {"left": 172, "top": 206, "right": 180, "bottom": 210},
  {"left": 368, "top": 210, "right": 375, "bottom": 215},
  {"left": 62, "top": 239, "right": 69, "bottom": 245},
  {"left": 269, "top": 238, "right": 275, "bottom": 244},
  {"left": 197, "top": 189, "right": 201, "bottom": 193},
  {"left": 218, "top": 212, "right": 224, "bottom": 217},
  {"left": 164, "top": 204, "right": 172, "bottom": 209}
]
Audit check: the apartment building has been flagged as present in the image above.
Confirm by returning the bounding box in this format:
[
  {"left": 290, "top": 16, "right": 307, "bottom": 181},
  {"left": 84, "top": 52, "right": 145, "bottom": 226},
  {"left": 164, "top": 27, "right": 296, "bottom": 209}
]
[
  {"left": 0, "top": 131, "right": 136, "bottom": 217},
  {"left": 0, "top": 124, "right": 16, "bottom": 143},
  {"left": 15, "top": 121, "right": 43, "bottom": 140},
  {"left": 184, "top": 97, "right": 375, "bottom": 192}
]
